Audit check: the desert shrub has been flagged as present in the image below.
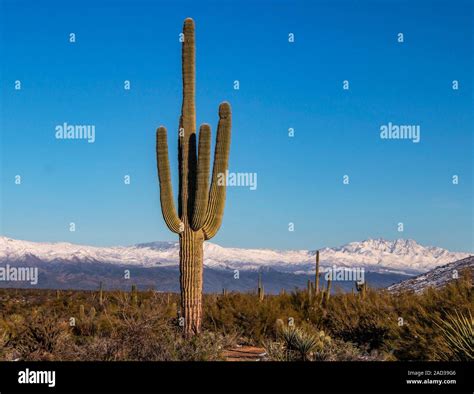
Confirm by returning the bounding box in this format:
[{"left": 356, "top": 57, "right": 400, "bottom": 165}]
[
  {"left": 388, "top": 274, "right": 472, "bottom": 360},
  {"left": 174, "top": 331, "right": 226, "bottom": 361},
  {"left": 69, "top": 301, "right": 225, "bottom": 361},
  {"left": 203, "top": 292, "right": 304, "bottom": 344},
  {"left": 323, "top": 290, "right": 398, "bottom": 352},
  {"left": 0, "top": 271, "right": 471, "bottom": 361},
  {"left": 6, "top": 312, "right": 73, "bottom": 360},
  {"left": 312, "top": 339, "right": 389, "bottom": 361}
]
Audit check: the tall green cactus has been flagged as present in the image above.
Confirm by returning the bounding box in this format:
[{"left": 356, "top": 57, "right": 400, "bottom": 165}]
[{"left": 156, "top": 18, "right": 232, "bottom": 336}]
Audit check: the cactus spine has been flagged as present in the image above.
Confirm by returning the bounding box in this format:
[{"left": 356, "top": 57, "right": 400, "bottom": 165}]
[
  {"left": 156, "top": 18, "right": 232, "bottom": 336},
  {"left": 315, "top": 250, "right": 320, "bottom": 294}
]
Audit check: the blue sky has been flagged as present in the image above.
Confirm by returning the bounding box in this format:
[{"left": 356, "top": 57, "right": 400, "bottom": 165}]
[{"left": 1, "top": 0, "right": 472, "bottom": 252}]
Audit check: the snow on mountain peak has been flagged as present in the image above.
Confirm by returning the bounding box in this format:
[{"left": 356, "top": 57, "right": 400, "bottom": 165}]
[{"left": 0, "top": 236, "right": 469, "bottom": 275}]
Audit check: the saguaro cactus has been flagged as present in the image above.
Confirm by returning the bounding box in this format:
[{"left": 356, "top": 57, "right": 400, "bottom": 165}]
[
  {"left": 355, "top": 280, "right": 367, "bottom": 299},
  {"left": 325, "top": 277, "right": 332, "bottom": 304},
  {"left": 98, "top": 281, "right": 103, "bottom": 306},
  {"left": 315, "top": 250, "right": 320, "bottom": 294},
  {"left": 131, "top": 284, "right": 138, "bottom": 305},
  {"left": 258, "top": 272, "right": 265, "bottom": 302},
  {"left": 307, "top": 279, "right": 313, "bottom": 302},
  {"left": 156, "top": 18, "right": 232, "bottom": 336}
]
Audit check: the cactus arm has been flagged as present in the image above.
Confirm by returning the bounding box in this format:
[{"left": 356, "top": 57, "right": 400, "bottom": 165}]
[
  {"left": 191, "top": 124, "right": 211, "bottom": 230},
  {"left": 156, "top": 126, "right": 182, "bottom": 233},
  {"left": 179, "top": 18, "right": 197, "bottom": 223},
  {"left": 181, "top": 18, "right": 196, "bottom": 135},
  {"left": 202, "top": 102, "right": 232, "bottom": 240}
]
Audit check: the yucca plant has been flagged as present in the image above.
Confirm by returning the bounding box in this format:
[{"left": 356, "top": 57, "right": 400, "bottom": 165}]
[
  {"left": 280, "top": 325, "right": 299, "bottom": 349},
  {"left": 279, "top": 326, "right": 320, "bottom": 361},
  {"left": 294, "top": 331, "right": 319, "bottom": 361},
  {"left": 434, "top": 310, "right": 473, "bottom": 361}
]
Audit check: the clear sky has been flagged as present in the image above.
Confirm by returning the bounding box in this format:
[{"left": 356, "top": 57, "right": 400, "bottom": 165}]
[{"left": 1, "top": 0, "right": 472, "bottom": 252}]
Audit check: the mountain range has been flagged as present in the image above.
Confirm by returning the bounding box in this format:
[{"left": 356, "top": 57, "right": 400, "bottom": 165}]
[{"left": 0, "top": 236, "right": 470, "bottom": 293}]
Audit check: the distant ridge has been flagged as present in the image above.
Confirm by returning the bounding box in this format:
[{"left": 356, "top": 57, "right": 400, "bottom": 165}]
[{"left": 388, "top": 255, "right": 474, "bottom": 293}]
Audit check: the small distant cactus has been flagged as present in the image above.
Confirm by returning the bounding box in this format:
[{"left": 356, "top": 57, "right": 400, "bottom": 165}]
[
  {"left": 325, "top": 277, "right": 332, "bottom": 304},
  {"left": 319, "top": 290, "right": 326, "bottom": 306},
  {"left": 355, "top": 280, "right": 367, "bottom": 299},
  {"left": 258, "top": 272, "right": 265, "bottom": 301},
  {"left": 307, "top": 279, "right": 313, "bottom": 302},
  {"left": 79, "top": 304, "right": 85, "bottom": 320},
  {"left": 99, "top": 281, "right": 104, "bottom": 306},
  {"left": 275, "top": 318, "right": 284, "bottom": 331},
  {"left": 315, "top": 250, "right": 320, "bottom": 294},
  {"left": 131, "top": 284, "right": 138, "bottom": 305}
]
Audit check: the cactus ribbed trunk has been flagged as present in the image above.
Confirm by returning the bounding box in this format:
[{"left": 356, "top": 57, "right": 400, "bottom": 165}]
[
  {"left": 179, "top": 229, "right": 204, "bottom": 334},
  {"left": 156, "top": 18, "right": 231, "bottom": 337}
]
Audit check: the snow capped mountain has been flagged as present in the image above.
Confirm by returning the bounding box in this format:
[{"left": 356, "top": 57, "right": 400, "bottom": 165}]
[
  {"left": 316, "top": 238, "right": 467, "bottom": 274},
  {"left": 0, "top": 236, "right": 469, "bottom": 275},
  {"left": 388, "top": 255, "right": 474, "bottom": 293}
]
